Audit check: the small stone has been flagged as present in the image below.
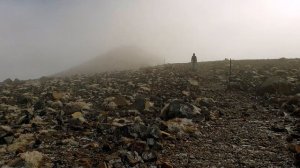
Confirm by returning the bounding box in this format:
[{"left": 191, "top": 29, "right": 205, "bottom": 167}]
[
  {"left": 7, "top": 134, "right": 34, "bottom": 152},
  {"left": 4, "top": 136, "right": 14, "bottom": 144},
  {"left": 140, "top": 86, "right": 151, "bottom": 92},
  {"left": 194, "top": 97, "right": 215, "bottom": 107},
  {"left": 6, "top": 158, "right": 25, "bottom": 167},
  {"left": 66, "top": 101, "right": 92, "bottom": 112},
  {"left": 130, "top": 140, "right": 147, "bottom": 154},
  {"left": 114, "top": 96, "right": 129, "bottom": 106},
  {"left": 145, "top": 100, "right": 154, "bottom": 111},
  {"left": 147, "top": 125, "right": 161, "bottom": 139},
  {"left": 82, "top": 142, "right": 99, "bottom": 149},
  {"left": 69, "top": 118, "right": 85, "bottom": 131},
  {"left": 158, "top": 161, "right": 173, "bottom": 168},
  {"left": 78, "top": 158, "right": 92, "bottom": 168},
  {"left": 20, "top": 151, "right": 44, "bottom": 168},
  {"left": 0, "top": 125, "right": 12, "bottom": 133},
  {"left": 87, "top": 84, "right": 100, "bottom": 89},
  {"left": 62, "top": 138, "right": 79, "bottom": 146},
  {"left": 188, "top": 79, "right": 199, "bottom": 86},
  {"left": 189, "top": 154, "right": 196, "bottom": 159},
  {"left": 182, "top": 91, "right": 190, "bottom": 96},
  {"left": 33, "top": 100, "right": 45, "bottom": 111},
  {"left": 107, "top": 101, "right": 118, "bottom": 110},
  {"left": 17, "top": 115, "right": 31, "bottom": 125},
  {"left": 0, "top": 147, "right": 7, "bottom": 153},
  {"left": 111, "top": 118, "right": 132, "bottom": 127},
  {"left": 147, "top": 138, "right": 155, "bottom": 146},
  {"left": 103, "top": 96, "right": 130, "bottom": 110},
  {"left": 166, "top": 118, "right": 198, "bottom": 135},
  {"left": 102, "top": 143, "right": 112, "bottom": 152},
  {"left": 31, "top": 117, "right": 46, "bottom": 127},
  {"left": 50, "top": 101, "right": 63, "bottom": 108},
  {"left": 153, "top": 142, "right": 163, "bottom": 151},
  {"left": 71, "top": 112, "right": 86, "bottom": 123},
  {"left": 125, "top": 151, "right": 143, "bottom": 166},
  {"left": 292, "top": 108, "right": 300, "bottom": 117},
  {"left": 104, "top": 153, "right": 118, "bottom": 162},
  {"left": 52, "top": 91, "right": 65, "bottom": 100},
  {"left": 99, "top": 162, "right": 108, "bottom": 168},
  {"left": 160, "top": 131, "right": 175, "bottom": 140},
  {"left": 134, "top": 96, "right": 146, "bottom": 111},
  {"left": 142, "top": 151, "right": 157, "bottom": 162},
  {"left": 209, "top": 110, "right": 222, "bottom": 120}
]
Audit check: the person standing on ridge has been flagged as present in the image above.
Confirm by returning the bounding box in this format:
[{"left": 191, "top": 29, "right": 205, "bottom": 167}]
[{"left": 191, "top": 53, "right": 197, "bottom": 70}]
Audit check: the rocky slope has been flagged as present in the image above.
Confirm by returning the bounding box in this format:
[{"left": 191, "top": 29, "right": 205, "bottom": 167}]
[
  {"left": 56, "top": 46, "right": 163, "bottom": 77},
  {"left": 0, "top": 58, "right": 300, "bottom": 167}
]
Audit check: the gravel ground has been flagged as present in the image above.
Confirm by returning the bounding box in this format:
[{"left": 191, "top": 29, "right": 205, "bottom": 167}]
[{"left": 1, "top": 59, "right": 299, "bottom": 167}]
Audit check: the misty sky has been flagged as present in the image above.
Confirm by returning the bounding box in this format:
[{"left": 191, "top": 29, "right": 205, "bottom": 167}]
[{"left": 0, "top": 0, "right": 300, "bottom": 80}]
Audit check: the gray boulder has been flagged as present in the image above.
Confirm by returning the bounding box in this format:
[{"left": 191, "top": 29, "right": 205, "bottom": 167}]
[{"left": 160, "top": 99, "right": 201, "bottom": 120}]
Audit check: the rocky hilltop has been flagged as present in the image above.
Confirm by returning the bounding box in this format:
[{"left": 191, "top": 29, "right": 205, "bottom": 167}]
[
  {"left": 1, "top": 58, "right": 300, "bottom": 167},
  {"left": 56, "top": 46, "right": 163, "bottom": 77}
]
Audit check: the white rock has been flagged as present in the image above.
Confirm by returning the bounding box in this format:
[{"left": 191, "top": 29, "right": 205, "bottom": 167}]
[
  {"left": 71, "top": 112, "right": 86, "bottom": 123},
  {"left": 21, "top": 151, "right": 44, "bottom": 168},
  {"left": 188, "top": 79, "right": 199, "bottom": 86}
]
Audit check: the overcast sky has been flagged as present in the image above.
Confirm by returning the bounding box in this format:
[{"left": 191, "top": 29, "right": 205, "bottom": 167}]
[{"left": 0, "top": 0, "right": 300, "bottom": 80}]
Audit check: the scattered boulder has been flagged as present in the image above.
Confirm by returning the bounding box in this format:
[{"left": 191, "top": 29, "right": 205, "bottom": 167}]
[
  {"left": 188, "top": 79, "right": 199, "bottom": 86},
  {"left": 139, "top": 86, "right": 151, "bottom": 92},
  {"left": 124, "top": 151, "right": 143, "bottom": 166},
  {"left": 103, "top": 96, "right": 130, "bottom": 110},
  {"left": 52, "top": 91, "right": 65, "bottom": 101},
  {"left": 142, "top": 151, "right": 157, "bottom": 162},
  {"left": 133, "top": 96, "right": 146, "bottom": 111},
  {"left": 165, "top": 118, "right": 198, "bottom": 137},
  {"left": 66, "top": 101, "right": 92, "bottom": 113},
  {"left": 160, "top": 100, "right": 201, "bottom": 120},
  {"left": 71, "top": 112, "right": 86, "bottom": 123},
  {"left": 194, "top": 97, "right": 215, "bottom": 107},
  {"left": 0, "top": 125, "right": 13, "bottom": 144},
  {"left": 7, "top": 134, "right": 35, "bottom": 152},
  {"left": 20, "top": 151, "right": 44, "bottom": 168}
]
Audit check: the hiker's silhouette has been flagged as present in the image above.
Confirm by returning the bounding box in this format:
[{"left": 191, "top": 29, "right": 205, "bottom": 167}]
[{"left": 191, "top": 53, "right": 197, "bottom": 70}]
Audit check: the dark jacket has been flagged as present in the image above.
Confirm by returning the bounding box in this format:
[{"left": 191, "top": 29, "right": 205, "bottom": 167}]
[{"left": 191, "top": 55, "right": 197, "bottom": 63}]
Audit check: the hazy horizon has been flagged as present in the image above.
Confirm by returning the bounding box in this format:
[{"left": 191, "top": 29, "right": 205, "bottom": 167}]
[{"left": 1, "top": 0, "right": 300, "bottom": 80}]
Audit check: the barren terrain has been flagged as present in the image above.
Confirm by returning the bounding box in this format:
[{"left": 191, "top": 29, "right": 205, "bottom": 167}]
[{"left": 1, "top": 59, "right": 300, "bottom": 167}]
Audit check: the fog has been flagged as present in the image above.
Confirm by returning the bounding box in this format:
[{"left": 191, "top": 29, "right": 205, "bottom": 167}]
[{"left": 0, "top": 0, "right": 300, "bottom": 80}]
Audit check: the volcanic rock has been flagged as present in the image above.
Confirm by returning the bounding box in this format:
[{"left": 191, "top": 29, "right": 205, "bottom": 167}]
[
  {"left": 160, "top": 100, "right": 201, "bottom": 120},
  {"left": 20, "top": 151, "right": 44, "bottom": 168},
  {"left": 194, "top": 97, "right": 216, "bottom": 107},
  {"left": 7, "top": 134, "right": 34, "bottom": 152}
]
